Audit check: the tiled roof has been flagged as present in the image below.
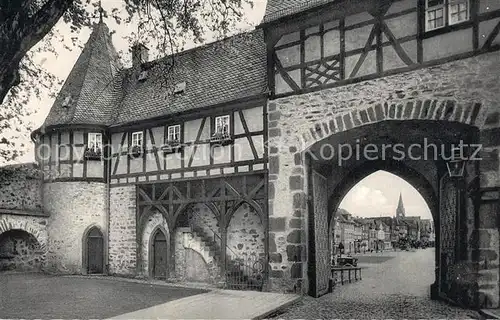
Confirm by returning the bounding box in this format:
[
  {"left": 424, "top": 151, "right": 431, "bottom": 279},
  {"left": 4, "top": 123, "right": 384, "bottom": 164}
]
[
  {"left": 40, "top": 23, "right": 267, "bottom": 130},
  {"left": 113, "top": 29, "right": 267, "bottom": 125},
  {"left": 262, "top": 0, "right": 337, "bottom": 23},
  {"left": 43, "top": 22, "right": 122, "bottom": 128}
]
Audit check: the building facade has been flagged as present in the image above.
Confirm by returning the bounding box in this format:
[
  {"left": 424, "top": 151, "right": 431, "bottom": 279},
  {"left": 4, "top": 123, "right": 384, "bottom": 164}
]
[{"left": 0, "top": 0, "right": 499, "bottom": 309}]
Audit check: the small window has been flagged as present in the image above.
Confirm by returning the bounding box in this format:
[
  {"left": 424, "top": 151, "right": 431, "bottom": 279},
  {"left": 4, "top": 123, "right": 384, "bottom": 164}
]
[
  {"left": 449, "top": 0, "right": 469, "bottom": 25},
  {"left": 167, "top": 125, "right": 181, "bottom": 142},
  {"left": 132, "top": 131, "right": 143, "bottom": 147},
  {"left": 425, "top": 0, "right": 469, "bottom": 31},
  {"left": 88, "top": 133, "right": 102, "bottom": 150},
  {"left": 214, "top": 115, "right": 230, "bottom": 135}
]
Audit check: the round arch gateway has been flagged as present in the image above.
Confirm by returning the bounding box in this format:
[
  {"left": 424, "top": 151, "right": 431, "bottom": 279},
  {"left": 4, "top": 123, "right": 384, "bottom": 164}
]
[
  {"left": 278, "top": 119, "right": 481, "bottom": 307},
  {"left": 0, "top": 229, "right": 43, "bottom": 271}
]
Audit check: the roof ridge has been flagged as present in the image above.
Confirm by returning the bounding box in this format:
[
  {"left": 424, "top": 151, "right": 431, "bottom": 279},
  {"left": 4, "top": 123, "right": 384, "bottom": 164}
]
[
  {"left": 127, "top": 28, "right": 261, "bottom": 72},
  {"left": 68, "top": 26, "right": 100, "bottom": 123},
  {"left": 263, "top": 0, "right": 336, "bottom": 23}
]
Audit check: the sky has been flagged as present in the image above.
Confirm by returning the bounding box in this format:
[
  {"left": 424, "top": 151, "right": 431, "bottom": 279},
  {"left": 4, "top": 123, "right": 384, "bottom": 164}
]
[
  {"left": 5, "top": 0, "right": 432, "bottom": 221},
  {"left": 339, "top": 170, "right": 433, "bottom": 220}
]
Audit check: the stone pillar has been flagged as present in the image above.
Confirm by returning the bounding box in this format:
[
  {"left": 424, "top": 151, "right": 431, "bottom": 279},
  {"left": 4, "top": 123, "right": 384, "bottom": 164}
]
[
  {"left": 474, "top": 127, "right": 500, "bottom": 308},
  {"left": 267, "top": 101, "right": 308, "bottom": 293},
  {"left": 108, "top": 186, "right": 137, "bottom": 276}
]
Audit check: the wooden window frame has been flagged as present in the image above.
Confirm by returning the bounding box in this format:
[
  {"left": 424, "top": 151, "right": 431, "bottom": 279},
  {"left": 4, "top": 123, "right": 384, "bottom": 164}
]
[
  {"left": 166, "top": 125, "right": 182, "bottom": 144},
  {"left": 210, "top": 114, "right": 234, "bottom": 146},
  {"left": 130, "top": 131, "right": 144, "bottom": 158},
  {"left": 425, "top": 0, "right": 470, "bottom": 32},
  {"left": 85, "top": 132, "right": 103, "bottom": 161},
  {"left": 163, "top": 124, "right": 183, "bottom": 154}
]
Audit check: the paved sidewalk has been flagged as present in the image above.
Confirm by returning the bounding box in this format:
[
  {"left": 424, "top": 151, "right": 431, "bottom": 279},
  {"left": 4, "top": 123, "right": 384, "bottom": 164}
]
[{"left": 109, "top": 289, "right": 301, "bottom": 320}]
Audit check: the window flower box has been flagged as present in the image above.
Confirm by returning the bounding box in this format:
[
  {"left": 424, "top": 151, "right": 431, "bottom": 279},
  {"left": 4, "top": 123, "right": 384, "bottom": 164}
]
[
  {"left": 162, "top": 140, "right": 183, "bottom": 154},
  {"left": 129, "top": 145, "right": 143, "bottom": 158},
  {"left": 84, "top": 147, "right": 102, "bottom": 161},
  {"left": 210, "top": 132, "right": 233, "bottom": 146}
]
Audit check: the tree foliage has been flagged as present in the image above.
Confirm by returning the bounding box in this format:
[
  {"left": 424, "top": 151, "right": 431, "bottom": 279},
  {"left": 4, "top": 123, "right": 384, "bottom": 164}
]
[{"left": 0, "top": 0, "right": 253, "bottom": 162}]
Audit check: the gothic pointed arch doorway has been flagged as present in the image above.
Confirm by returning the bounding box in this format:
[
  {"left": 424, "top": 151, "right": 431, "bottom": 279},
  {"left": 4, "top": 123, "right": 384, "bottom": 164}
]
[
  {"left": 84, "top": 226, "right": 104, "bottom": 274},
  {"left": 151, "top": 228, "right": 168, "bottom": 279}
]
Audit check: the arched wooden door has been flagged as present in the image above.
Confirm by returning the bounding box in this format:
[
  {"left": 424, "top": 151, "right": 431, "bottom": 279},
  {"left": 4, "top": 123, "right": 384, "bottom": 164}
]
[
  {"left": 152, "top": 229, "right": 168, "bottom": 279},
  {"left": 86, "top": 227, "right": 104, "bottom": 274}
]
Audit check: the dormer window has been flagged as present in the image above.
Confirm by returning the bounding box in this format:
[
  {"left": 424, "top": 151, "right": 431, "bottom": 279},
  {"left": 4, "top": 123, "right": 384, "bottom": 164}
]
[
  {"left": 62, "top": 95, "right": 72, "bottom": 108},
  {"left": 425, "top": 0, "right": 469, "bottom": 31},
  {"left": 130, "top": 131, "right": 143, "bottom": 158},
  {"left": 85, "top": 133, "right": 102, "bottom": 160},
  {"left": 173, "top": 82, "right": 186, "bottom": 94},
  {"left": 138, "top": 70, "right": 148, "bottom": 81}
]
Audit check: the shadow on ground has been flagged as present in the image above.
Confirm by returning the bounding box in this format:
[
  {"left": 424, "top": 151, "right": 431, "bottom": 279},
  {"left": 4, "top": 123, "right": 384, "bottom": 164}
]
[{"left": 0, "top": 273, "right": 207, "bottom": 319}]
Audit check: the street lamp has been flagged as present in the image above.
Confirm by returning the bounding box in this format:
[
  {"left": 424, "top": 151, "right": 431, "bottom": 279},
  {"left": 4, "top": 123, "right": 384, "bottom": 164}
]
[{"left": 446, "top": 147, "right": 467, "bottom": 178}]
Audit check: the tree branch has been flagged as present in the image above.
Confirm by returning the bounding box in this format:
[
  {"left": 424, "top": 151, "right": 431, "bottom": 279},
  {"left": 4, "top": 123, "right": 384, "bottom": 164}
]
[{"left": 0, "top": 0, "right": 74, "bottom": 104}]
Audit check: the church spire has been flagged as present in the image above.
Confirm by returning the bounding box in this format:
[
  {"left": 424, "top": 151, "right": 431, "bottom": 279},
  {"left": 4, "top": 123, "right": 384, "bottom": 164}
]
[
  {"left": 396, "top": 193, "right": 405, "bottom": 218},
  {"left": 98, "top": 0, "right": 104, "bottom": 23}
]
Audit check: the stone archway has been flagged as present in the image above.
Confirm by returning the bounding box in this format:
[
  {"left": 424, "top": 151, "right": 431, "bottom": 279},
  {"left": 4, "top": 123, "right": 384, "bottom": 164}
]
[
  {"left": 0, "top": 229, "right": 43, "bottom": 272},
  {"left": 323, "top": 160, "right": 439, "bottom": 296},
  {"left": 267, "top": 101, "right": 483, "bottom": 305},
  {"left": 0, "top": 216, "right": 48, "bottom": 271},
  {"left": 302, "top": 120, "right": 479, "bottom": 304}
]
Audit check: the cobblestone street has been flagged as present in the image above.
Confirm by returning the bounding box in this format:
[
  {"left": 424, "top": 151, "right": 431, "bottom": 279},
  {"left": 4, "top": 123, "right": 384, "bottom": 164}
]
[{"left": 272, "top": 248, "right": 481, "bottom": 319}]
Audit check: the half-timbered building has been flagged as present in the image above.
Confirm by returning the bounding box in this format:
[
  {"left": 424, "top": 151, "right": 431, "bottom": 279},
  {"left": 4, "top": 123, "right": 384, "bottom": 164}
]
[{"left": 4, "top": 0, "right": 497, "bottom": 309}]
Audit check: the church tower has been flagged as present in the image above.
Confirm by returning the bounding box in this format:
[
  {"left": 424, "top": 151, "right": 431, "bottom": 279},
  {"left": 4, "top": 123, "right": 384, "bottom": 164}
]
[{"left": 396, "top": 193, "right": 405, "bottom": 219}]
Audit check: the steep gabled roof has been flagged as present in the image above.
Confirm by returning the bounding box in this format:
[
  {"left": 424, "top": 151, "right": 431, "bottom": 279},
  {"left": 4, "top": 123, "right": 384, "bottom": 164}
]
[
  {"left": 37, "top": 22, "right": 267, "bottom": 134},
  {"left": 262, "top": 0, "right": 337, "bottom": 23},
  {"left": 113, "top": 29, "right": 267, "bottom": 125},
  {"left": 43, "top": 22, "right": 122, "bottom": 128}
]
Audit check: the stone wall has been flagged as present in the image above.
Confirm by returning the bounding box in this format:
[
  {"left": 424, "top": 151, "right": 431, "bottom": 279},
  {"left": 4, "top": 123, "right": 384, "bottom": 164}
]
[
  {"left": 227, "top": 203, "right": 265, "bottom": 263},
  {"left": 187, "top": 203, "right": 220, "bottom": 237},
  {"left": 267, "top": 50, "right": 500, "bottom": 301},
  {"left": 44, "top": 182, "right": 107, "bottom": 274},
  {"left": 174, "top": 229, "right": 215, "bottom": 283},
  {"left": 0, "top": 164, "right": 42, "bottom": 213},
  {"left": 109, "top": 185, "right": 136, "bottom": 276},
  {"left": 184, "top": 249, "right": 211, "bottom": 282},
  {"left": 0, "top": 214, "right": 48, "bottom": 271}
]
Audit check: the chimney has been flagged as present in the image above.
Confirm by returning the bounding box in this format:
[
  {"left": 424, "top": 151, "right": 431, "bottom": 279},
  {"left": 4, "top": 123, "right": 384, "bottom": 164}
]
[{"left": 131, "top": 43, "right": 149, "bottom": 69}]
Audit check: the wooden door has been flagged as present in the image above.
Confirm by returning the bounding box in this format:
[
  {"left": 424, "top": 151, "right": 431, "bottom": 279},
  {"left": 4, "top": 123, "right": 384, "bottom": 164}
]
[
  {"left": 153, "top": 230, "right": 168, "bottom": 279},
  {"left": 308, "top": 169, "right": 330, "bottom": 297},
  {"left": 439, "top": 174, "right": 461, "bottom": 301},
  {"left": 87, "top": 228, "right": 104, "bottom": 274}
]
